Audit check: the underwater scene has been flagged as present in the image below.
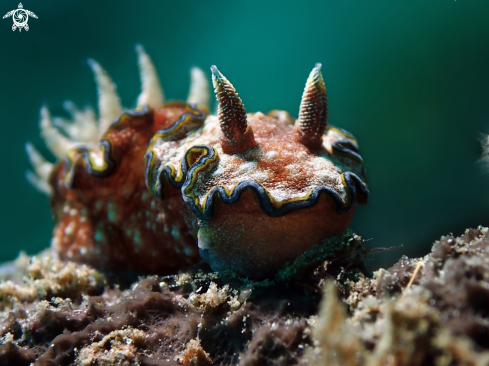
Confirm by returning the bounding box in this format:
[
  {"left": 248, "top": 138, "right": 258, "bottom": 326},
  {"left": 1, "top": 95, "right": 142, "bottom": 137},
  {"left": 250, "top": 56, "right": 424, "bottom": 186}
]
[{"left": 0, "top": 0, "right": 489, "bottom": 364}]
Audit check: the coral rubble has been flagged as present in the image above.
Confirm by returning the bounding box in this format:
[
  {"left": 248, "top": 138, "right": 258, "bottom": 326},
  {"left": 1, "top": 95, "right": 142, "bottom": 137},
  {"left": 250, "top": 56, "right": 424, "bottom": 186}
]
[{"left": 1, "top": 228, "right": 489, "bottom": 365}]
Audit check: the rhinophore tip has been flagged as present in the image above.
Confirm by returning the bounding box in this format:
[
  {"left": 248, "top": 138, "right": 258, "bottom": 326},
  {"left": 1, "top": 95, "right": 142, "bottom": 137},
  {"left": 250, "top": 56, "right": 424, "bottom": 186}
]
[
  {"left": 211, "top": 65, "right": 255, "bottom": 154},
  {"left": 295, "top": 63, "right": 328, "bottom": 150}
]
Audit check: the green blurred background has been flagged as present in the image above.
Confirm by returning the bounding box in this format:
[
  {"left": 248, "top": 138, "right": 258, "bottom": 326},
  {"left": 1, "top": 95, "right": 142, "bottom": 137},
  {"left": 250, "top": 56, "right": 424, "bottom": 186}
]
[{"left": 1, "top": 0, "right": 488, "bottom": 268}]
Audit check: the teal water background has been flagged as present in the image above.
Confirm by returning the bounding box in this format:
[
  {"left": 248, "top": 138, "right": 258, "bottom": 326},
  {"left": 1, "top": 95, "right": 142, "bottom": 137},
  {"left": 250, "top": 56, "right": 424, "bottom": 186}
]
[{"left": 0, "top": 0, "right": 488, "bottom": 267}]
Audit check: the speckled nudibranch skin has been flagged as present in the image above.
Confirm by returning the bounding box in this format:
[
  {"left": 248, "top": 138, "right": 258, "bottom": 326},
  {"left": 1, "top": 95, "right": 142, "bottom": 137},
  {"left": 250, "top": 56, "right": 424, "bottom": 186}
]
[
  {"left": 27, "top": 51, "right": 368, "bottom": 279},
  {"left": 50, "top": 102, "right": 209, "bottom": 273},
  {"left": 146, "top": 112, "right": 367, "bottom": 278}
]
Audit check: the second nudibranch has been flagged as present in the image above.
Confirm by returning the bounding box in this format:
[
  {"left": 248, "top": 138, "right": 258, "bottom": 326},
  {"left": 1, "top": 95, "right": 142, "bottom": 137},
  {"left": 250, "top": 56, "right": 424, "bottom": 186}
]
[{"left": 27, "top": 48, "right": 368, "bottom": 279}]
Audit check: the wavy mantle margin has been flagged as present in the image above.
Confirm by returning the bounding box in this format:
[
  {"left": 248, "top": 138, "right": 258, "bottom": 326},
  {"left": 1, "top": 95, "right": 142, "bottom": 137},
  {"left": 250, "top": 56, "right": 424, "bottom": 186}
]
[
  {"left": 61, "top": 103, "right": 205, "bottom": 190},
  {"left": 61, "top": 107, "right": 152, "bottom": 189},
  {"left": 151, "top": 143, "right": 369, "bottom": 221},
  {"left": 144, "top": 103, "right": 208, "bottom": 196},
  {"left": 58, "top": 102, "right": 369, "bottom": 221}
]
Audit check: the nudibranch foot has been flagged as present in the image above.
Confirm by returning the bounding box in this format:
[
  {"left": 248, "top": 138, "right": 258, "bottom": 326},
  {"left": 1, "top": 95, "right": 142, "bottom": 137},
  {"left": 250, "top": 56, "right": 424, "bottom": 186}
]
[{"left": 197, "top": 192, "right": 357, "bottom": 278}]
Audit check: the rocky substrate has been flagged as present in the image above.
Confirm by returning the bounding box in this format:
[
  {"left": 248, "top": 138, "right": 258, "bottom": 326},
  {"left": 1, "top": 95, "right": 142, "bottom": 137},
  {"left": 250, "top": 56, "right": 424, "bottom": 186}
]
[{"left": 0, "top": 228, "right": 489, "bottom": 365}]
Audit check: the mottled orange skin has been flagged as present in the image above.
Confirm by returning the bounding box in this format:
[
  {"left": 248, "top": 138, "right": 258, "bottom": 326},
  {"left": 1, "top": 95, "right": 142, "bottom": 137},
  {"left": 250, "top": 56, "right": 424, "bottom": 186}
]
[
  {"left": 48, "top": 101, "right": 367, "bottom": 278},
  {"left": 49, "top": 104, "right": 199, "bottom": 274},
  {"left": 174, "top": 113, "right": 366, "bottom": 278}
]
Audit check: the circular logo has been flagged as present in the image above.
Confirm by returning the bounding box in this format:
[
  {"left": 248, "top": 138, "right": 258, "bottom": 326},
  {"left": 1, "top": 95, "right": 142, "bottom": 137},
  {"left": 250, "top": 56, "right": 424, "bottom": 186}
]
[{"left": 12, "top": 8, "right": 28, "bottom": 28}]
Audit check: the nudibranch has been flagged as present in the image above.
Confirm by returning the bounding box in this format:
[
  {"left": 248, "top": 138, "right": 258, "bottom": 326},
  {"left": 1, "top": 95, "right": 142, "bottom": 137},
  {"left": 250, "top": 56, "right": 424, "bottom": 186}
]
[{"left": 27, "top": 47, "right": 368, "bottom": 279}]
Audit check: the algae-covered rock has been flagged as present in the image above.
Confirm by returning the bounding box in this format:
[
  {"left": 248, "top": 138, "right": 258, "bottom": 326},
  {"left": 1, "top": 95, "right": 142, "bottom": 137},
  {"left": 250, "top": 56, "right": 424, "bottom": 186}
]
[
  {"left": 306, "top": 226, "right": 489, "bottom": 366},
  {"left": 2, "top": 228, "right": 489, "bottom": 365}
]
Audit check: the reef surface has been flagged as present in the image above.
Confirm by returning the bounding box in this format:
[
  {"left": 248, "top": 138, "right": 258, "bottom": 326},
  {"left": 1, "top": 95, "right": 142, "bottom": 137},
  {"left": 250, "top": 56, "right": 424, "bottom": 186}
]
[{"left": 0, "top": 227, "right": 489, "bottom": 365}]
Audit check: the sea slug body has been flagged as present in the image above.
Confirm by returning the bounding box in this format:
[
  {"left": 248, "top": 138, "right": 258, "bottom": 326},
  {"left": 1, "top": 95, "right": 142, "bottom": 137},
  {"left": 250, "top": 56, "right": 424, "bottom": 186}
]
[{"left": 27, "top": 48, "right": 368, "bottom": 279}]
